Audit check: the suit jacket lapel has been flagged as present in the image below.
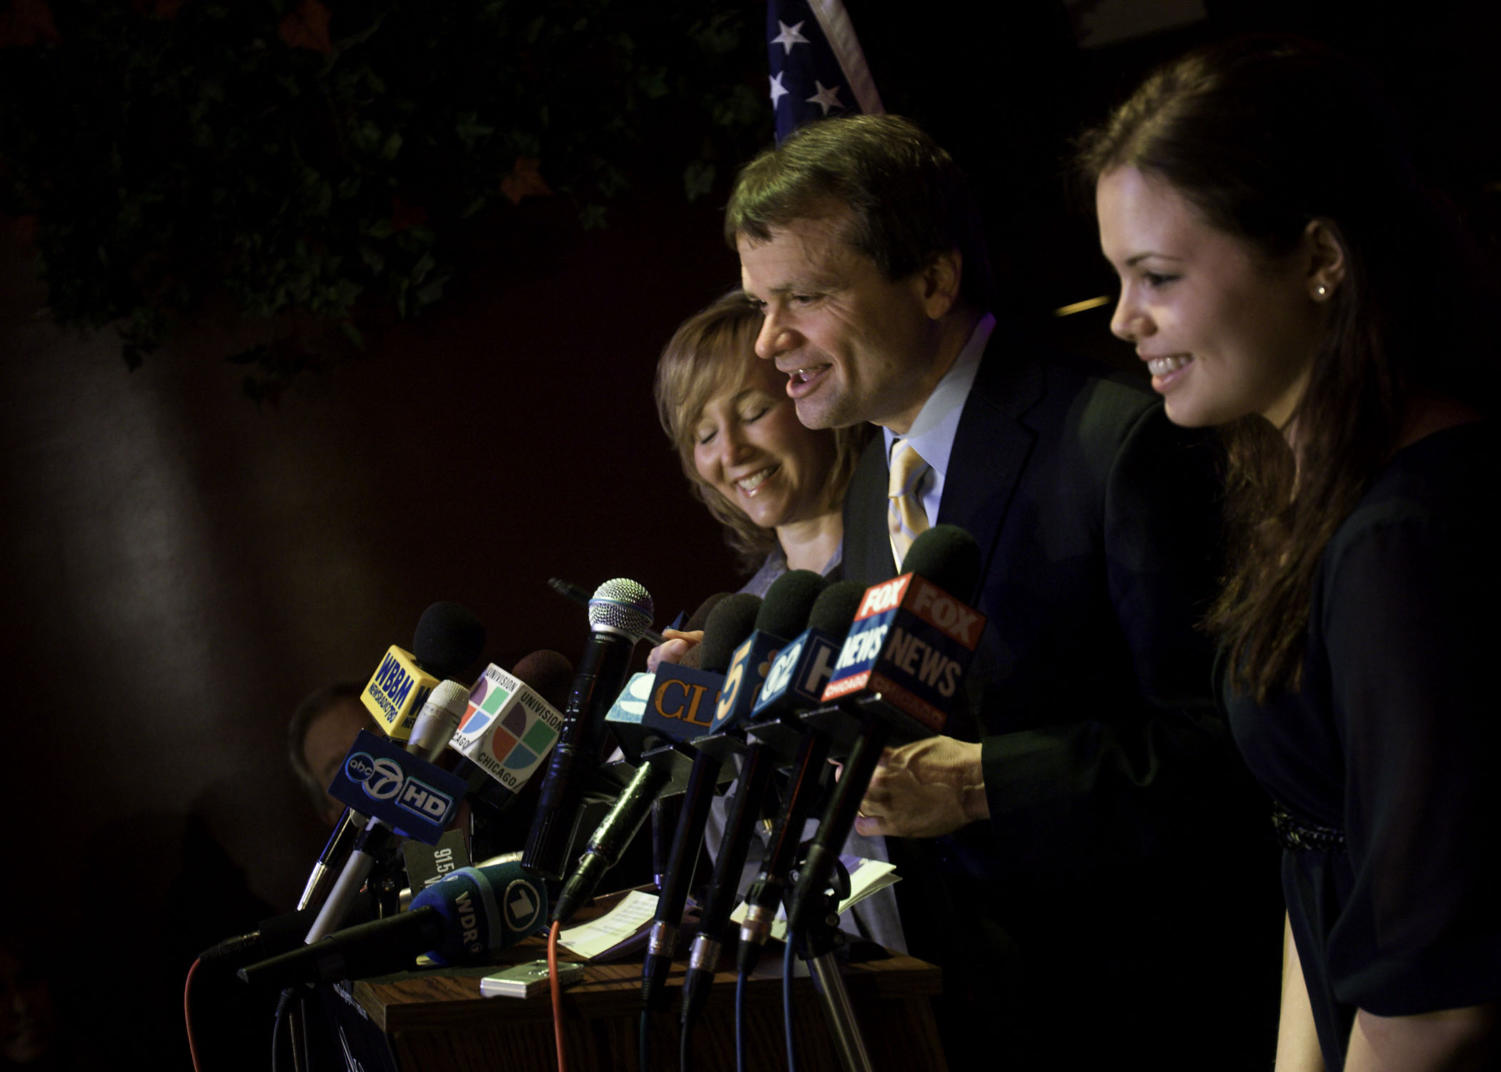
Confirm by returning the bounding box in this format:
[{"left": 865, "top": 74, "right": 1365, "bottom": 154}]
[
  {"left": 843, "top": 436, "right": 898, "bottom": 584},
  {"left": 935, "top": 337, "right": 1043, "bottom": 595},
  {"left": 840, "top": 335, "right": 1047, "bottom": 590}
]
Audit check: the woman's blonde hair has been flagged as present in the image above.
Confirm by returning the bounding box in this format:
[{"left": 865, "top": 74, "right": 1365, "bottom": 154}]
[{"left": 653, "top": 289, "right": 869, "bottom": 571}]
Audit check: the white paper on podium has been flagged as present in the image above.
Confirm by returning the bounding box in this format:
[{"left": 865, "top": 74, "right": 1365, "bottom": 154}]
[{"left": 556, "top": 889, "right": 659, "bottom": 960}]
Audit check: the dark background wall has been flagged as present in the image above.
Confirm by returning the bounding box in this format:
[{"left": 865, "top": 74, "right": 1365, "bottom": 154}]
[
  {"left": 2, "top": 1, "right": 1496, "bottom": 1067},
  {"left": 0, "top": 190, "right": 748, "bottom": 1065}
]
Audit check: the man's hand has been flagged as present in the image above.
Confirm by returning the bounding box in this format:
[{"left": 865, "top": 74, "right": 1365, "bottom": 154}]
[
  {"left": 646, "top": 628, "right": 704, "bottom": 672},
  {"left": 853, "top": 736, "right": 988, "bottom": 838}
]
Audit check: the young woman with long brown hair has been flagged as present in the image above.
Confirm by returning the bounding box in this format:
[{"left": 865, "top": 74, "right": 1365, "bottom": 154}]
[{"left": 1084, "top": 36, "right": 1499, "bottom": 1071}]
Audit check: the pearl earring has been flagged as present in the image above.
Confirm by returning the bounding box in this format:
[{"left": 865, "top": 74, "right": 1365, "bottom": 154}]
[{"left": 1315, "top": 285, "right": 1328, "bottom": 299}]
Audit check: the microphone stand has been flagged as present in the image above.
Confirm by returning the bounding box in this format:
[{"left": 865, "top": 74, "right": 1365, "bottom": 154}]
[
  {"left": 780, "top": 695, "right": 900, "bottom": 1072},
  {"left": 787, "top": 848, "right": 873, "bottom": 1072}
]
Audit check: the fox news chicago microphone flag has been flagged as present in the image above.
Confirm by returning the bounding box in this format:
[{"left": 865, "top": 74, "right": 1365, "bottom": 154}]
[{"left": 766, "top": 0, "right": 883, "bottom": 142}]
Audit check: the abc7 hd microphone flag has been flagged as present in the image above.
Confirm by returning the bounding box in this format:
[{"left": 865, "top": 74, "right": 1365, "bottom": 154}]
[{"left": 329, "top": 730, "right": 467, "bottom": 844}]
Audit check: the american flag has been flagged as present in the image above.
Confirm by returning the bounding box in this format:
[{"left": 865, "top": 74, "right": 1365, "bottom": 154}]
[{"left": 765, "top": 0, "right": 884, "bottom": 143}]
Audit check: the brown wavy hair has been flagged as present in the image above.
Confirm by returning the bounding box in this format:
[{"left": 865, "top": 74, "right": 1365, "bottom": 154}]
[
  {"left": 654, "top": 290, "right": 870, "bottom": 572},
  {"left": 1078, "top": 36, "right": 1495, "bottom": 700}
]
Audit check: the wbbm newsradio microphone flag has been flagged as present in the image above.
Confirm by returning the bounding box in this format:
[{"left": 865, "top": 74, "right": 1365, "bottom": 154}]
[{"left": 766, "top": 0, "right": 883, "bottom": 143}]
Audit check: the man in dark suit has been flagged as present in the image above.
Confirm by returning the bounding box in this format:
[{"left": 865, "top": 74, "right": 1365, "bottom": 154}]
[{"left": 728, "top": 115, "right": 1279, "bottom": 1067}]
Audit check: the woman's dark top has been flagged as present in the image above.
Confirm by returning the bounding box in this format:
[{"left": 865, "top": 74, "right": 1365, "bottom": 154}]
[{"left": 1226, "top": 422, "right": 1501, "bottom": 1070}]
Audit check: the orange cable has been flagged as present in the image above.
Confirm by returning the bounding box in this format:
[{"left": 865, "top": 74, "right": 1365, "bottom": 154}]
[
  {"left": 548, "top": 920, "right": 568, "bottom": 1072},
  {"left": 183, "top": 957, "right": 204, "bottom": 1072}
]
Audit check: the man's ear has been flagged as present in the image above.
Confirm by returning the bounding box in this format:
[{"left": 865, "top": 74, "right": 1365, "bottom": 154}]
[
  {"left": 919, "top": 248, "right": 963, "bottom": 319},
  {"left": 1304, "top": 218, "right": 1348, "bottom": 301}
]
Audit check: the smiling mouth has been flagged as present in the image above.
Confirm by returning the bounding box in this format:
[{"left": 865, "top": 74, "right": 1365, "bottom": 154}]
[
  {"left": 1146, "top": 354, "right": 1192, "bottom": 377},
  {"left": 737, "top": 465, "right": 779, "bottom": 493},
  {"left": 782, "top": 363, "right": 831, "bottom": 399}
]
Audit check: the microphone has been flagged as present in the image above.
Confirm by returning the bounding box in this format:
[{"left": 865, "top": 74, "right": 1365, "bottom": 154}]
[
  {"left": 550, "top": 577, "right": 669, "bottom": 647},
  {"left": 450, "top": 650, "right": 573, "bottom": 809},
  {"left": 697, "top": 580, "right": 868, "bottom": 987},
  {"left": 406, "top": 680, "right": 472, "bottom": 764},
  {"left": 657, "top": 590, "right": 732, "bottom": 670},
  {"left": 645, "top": 584, "right": 814, "bottom": 1011},
  {"left": 787, "top": 525, "right": 985, "bottom": 941},
  {"left": 298, "top": 602, "right": 486, "bottom": 913},
  {"left": 306, "top": 605, "right": 488, "bottom": 939},
  {"left": 551, "top": 758, "right": 672, "bottom": 926},
  {"left": 709, "top": 572, "right": 827, "bottom": 732},
  {"left": 598, "top": 591, "right": 731, "bottom": 768},
  {"left": 732, "top": 582, "right": 865, "bottom": 967},
  {"left": 821, "top": 528, "right": 982, "bottom": 733},
  {"left": 602, "top": 589, "right": 741, "bottom": 767},
  {"left": 364, "top": 601, "right": 487, "bottom": 743},
  {"left": 751, "top": 580, "right": 865, "bottom": 729},
  {"left": 523, "top": 578, "right": 655, "bottom": 881},
  {"left": 238, "top": 861, "right": 546, "bottom": 989},
  {"left": 395, "top": 650, "right": 570, "bottom": 886},
  {"left": 550, "top": 595, "right": 757, "bottom": 926},
  {"left": 511, "top": 648, "right": 576, "bottom": 711},
  {"left": 447, "top": 649, "right": 573, "bottom": 864},
  {"left": 394, "top": 679, "right": 478, "bottom": 891},
  {"left": 199, "top": 907, "right": 326, "bottom": 973},
  {"left": 203, "top": 852, "right": 521, "bottom": 972},
  {"left": 694, "top": 594, "right": 761, "bottom": 677},
  {"left": 684, "top": 592, "right": 733, "bottom": 633}
]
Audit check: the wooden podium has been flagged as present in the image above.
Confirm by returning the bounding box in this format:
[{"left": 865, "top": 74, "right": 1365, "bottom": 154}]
[{"left": 342, "top": 940, "right": 947, "bottom": 1071}]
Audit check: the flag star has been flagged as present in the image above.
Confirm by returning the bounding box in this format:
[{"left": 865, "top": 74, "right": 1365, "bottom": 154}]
[
  {"left": 806, "top": 81, "right": 844, "bottom": 115},
  {"left": 769, "top": 71, "right": 789, "bottom": 107},
  {"left": 770, "top": 20, "right": 808, "bottom": 54}
]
